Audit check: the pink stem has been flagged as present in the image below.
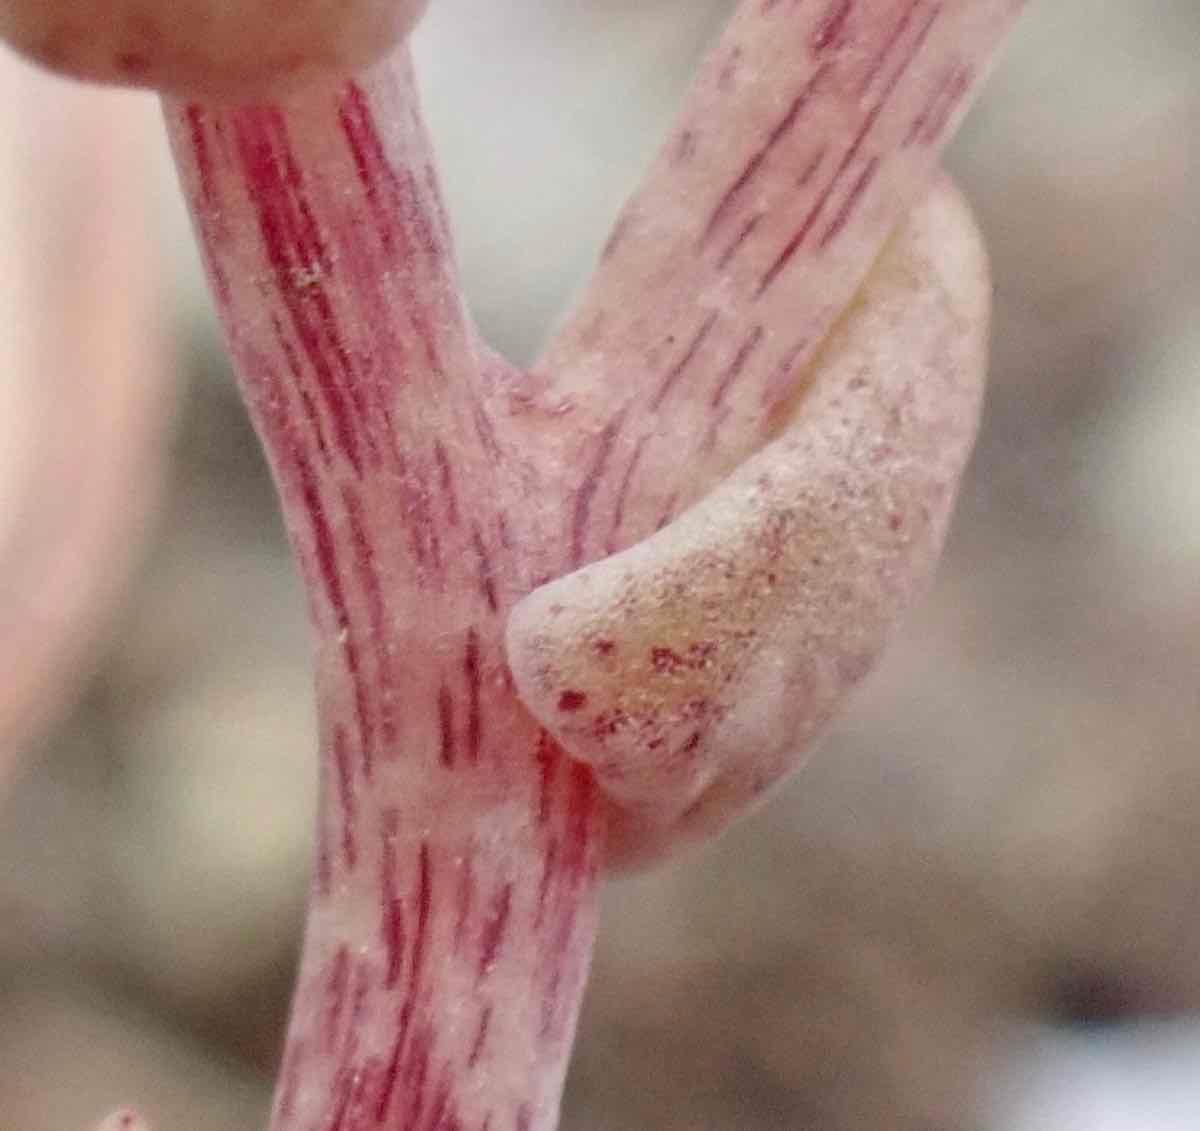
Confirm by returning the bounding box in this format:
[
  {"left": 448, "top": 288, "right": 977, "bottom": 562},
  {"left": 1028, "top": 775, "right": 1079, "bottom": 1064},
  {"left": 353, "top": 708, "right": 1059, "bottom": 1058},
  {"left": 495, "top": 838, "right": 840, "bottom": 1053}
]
[
  {"left": 534, "top": 0, "right": 1024, "bottom": 551},
  {"left": 165, "top": 53, "right": 604, "bottom": 1131}
]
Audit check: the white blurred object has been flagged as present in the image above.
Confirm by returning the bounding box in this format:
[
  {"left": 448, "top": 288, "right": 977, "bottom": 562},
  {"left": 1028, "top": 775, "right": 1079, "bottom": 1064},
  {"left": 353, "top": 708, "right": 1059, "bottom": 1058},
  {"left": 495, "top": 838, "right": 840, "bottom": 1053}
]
[
  {"left": 0, "top": 980, "right": 264, "bottom": 1131},
  {"left": 951, "top": 0, "right": 1199, "bottom": 384},
  {"left": 412, "top": 0, "right": 734, "bottom": 362},
  {"left": 992, "top": 1020, "right": 1200, "bottom": 1131},
  {"left": 1096, "top": 312, "right": 1200, "bottom": 595}
]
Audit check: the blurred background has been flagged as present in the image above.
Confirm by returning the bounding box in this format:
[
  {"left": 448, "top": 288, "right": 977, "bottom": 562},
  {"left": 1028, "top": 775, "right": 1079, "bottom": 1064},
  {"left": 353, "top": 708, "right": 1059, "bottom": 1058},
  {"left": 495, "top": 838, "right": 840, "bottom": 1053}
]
[{"left": 1, "top": 0, "right": 1199, "bottom": 1128}]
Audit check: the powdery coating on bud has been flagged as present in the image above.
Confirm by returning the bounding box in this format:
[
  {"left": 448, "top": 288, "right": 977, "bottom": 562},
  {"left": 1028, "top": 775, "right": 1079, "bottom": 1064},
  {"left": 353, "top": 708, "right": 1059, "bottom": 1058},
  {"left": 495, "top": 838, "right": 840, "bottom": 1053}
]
[
  {"left": 507, "top": 181, "right": 989, "bottom": 870},
  {"left": 0, "top": 0, "right": 428, "bottom": 97}
]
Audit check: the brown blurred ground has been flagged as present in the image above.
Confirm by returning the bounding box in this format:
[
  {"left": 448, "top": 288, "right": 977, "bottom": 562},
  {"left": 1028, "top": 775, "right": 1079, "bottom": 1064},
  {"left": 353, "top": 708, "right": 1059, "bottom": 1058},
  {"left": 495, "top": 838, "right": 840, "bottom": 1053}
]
[{"left": 2, "top": 1, "right": 1199, "bottom": 1128}]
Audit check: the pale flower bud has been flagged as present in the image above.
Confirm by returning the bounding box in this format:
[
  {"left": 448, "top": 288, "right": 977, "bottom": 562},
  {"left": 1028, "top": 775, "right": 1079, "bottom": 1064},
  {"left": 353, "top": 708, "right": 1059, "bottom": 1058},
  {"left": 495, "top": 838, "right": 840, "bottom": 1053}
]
[{"left": 0, "top": 0, "right": 429, "bottom": 97}]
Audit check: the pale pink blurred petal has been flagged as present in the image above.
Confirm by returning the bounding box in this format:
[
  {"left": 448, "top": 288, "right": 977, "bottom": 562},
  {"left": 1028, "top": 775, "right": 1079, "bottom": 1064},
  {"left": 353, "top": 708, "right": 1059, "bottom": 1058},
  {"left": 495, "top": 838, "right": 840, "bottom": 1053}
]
[
  {"left": 0, "top": 0, "right": 428, "bottom": 97},
  {"left": 0, "top": 54, "right": 168, "bottom": 783}
]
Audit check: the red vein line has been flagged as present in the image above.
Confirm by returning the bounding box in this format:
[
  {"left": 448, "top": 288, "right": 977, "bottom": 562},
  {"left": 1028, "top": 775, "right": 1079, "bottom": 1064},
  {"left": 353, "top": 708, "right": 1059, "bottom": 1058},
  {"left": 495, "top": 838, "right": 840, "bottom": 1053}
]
[
  {"left": 605, "top": 434, "right": 649, "bottom": 554},
  {"left": 292, "top": 464, "right": 346, "bottom": 627},
  {"left": 711, "top": 325, "right": 766, "bottom": 409},
  {"left": 381, "top": 812, "right": 406, "bottom": 989},
  {"left": 401, "top": 1028, "right": 431, "bottom": 1130},
  {"left": 478, "top": 883, "right": 514, "bottom": 979},
  {"left": 276, "top": 1038, "right": 305, "bottom": 1122},
  {"left": 333, "top": 727, "right": 358, "bottom": 870},
  {"left": 875, "top": 3, "right": 944, "bottom": 110},
  {"left": 716, "top": 213, "right": 762, "bottom": 271},
  {"left": 714, "top": 144, "right": 826, "bottom": 273},
  {"left": 817, "top": 155, "right": 880, "bottom": 250},
  {"left": 338, "top": 82, "right": 445, "bottom": 379},
  {"left": 472, "top": 402, "right": 502, "bottom": 465},
  {"left": 467, "top": 1006, "right": 492, "bottom": 1069},
  {"left": 291, "top": 454, "right": 372, "bottom": 768},
  {"left": 266, "top": 114, "right": 365, "bottom": 429},
  {"left": 315, "top": 211, "right": 402, "bottom": 469},
  {"left": 323, "top": 944, "right": 351, "bottom": 1053},
  {"left": 183, "top": 106, "right": 232, "bottom": 307},
  {"left": 232, "top": 110, "right": 365, "bottom": 474},
  {"left": 423, "top": 1076, "right": 452, "bottom": 1131},
  {"left": 495, "top": 511, "right": 512, "bottom": 551},
  {"left": 375, "top": 1035, "right": 404, "bottom": 1122},
  {"left": 342, "top": 483, "right": 389, "bottom": 771},
  {"left": 472, "top": 525, "right": 499, "bottom": 612},
  {"left": 570, "top": 412, "right": 625, "bottom": 567},
  {"left": 535, "top": 838, "right": 559, "bottom": 929},
  {"left": 756, "top": 125, "right": 869, "bottom": 295},
  {"left": 434, "top": 440, "right": 459, "bottom": 525},
  {"left": 464, "top": 630, "right": 482, "bottom": 765},
  {"left": 761, "top": 337, "right": 810, "bottom": 410},
  {"left": 454, "top": 853, "right": 475, "bottom": 952},
  {"left": 796, "top": 144, "right": 829, "bottom": 190},
  {"left": 700, "top": 65, "right": 828, "bottom": 244},
  {"left": 812, "top": 0, "right": 855, "bottom": 53},
  {"left": 408, "top": 840, "right": 433, "bottom": 987},
  {"left": 911, "top": 62, "right": 971, "bottom": 146},
  {"left": 438, "top": 684, "right": 456, "bottom": 769},
  {"left": 270, "top": 114, "right": 381, "bottom": 467},
  {"left": 757, "top": 2, "right": 941, "bottom": 296},
  {"left": 701, "top": 404, "right": 730, "bottom": 454},
  {"left": 344, "top": 960, "right": 369, "bottom": 1056},
  {"left": 656, "top": 492, "right": 681, "bottom": 531},
  {"left": 324, "top": 1068, "right": 354, "bottom": 1131},
  {"left": 649, "top": 312, "right": 720, "bottom": 412},
  {"left": 273, "top": 317, "right": 331, "bottom": 463},
  {"left": 186, "top": 104, "right": 218, "bottom": 207},
  {"left": 857, "top": 0, "right": 924, "bottom": 97},
  {"left": 535, "top": 731, "right": 558, "bottom": 826}
]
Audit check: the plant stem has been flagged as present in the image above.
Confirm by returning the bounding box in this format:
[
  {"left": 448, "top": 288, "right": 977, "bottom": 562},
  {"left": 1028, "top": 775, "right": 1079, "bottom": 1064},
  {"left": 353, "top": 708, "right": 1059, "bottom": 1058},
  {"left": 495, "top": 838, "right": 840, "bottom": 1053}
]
[{"left": 166, "top": 52, "right": 605, "bottom": 1131}]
